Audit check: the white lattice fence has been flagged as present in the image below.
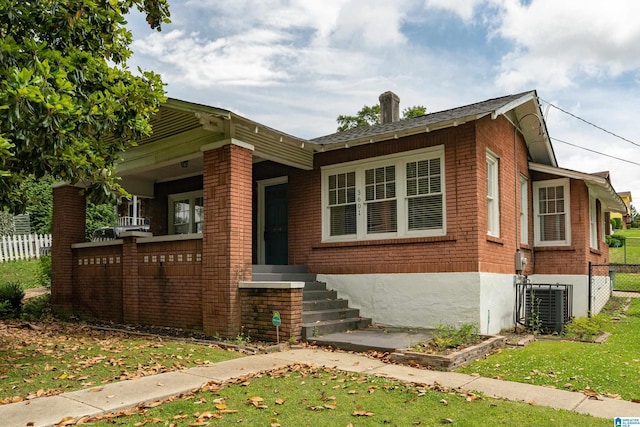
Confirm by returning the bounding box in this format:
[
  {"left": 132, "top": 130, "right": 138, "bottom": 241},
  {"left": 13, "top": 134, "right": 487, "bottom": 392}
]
[{"left": 0, "top": 234, "right": 52, "bottom": 262}]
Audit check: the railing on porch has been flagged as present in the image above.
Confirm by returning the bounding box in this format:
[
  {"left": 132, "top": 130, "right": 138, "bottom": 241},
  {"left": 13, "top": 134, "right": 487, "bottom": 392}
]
[
  {"left": 0, "top": 233, "right": 52, "bottom": 262},
  {"left": 118, "top": 216, "right": 148, "bottom": 226}
]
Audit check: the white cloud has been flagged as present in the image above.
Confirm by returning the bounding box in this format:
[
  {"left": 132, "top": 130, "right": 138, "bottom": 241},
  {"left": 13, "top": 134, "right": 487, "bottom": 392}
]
[
  {"left": 133, "top": 29, "right": 294, "bottom": 87},
  {"left": 125, "top": 0, "right": 640, "bottom": 198},
  {"left": 493, "top": 0, "right": 640, "bottom": 91},
  {"left": 423, "top": 0, "right": 485, "bottom": 22}
]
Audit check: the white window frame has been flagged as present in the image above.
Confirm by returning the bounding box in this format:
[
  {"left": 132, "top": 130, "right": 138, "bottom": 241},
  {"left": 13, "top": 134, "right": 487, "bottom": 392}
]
[
  {"left": 589, "top": 193, "right": 598, "bottom": 249},
  {"left": 520, "top": 175, "right": 528, "bottom": 245},
  {"left": 168, "top": 190, "right": 204, "bottom": 235},
  {"left": 486, "top": 151, "right": 500, "bottom": 237},
  {"left": 533, "top": 178, "right": 571, "bottom": 246},
  {"left": 321, "top": 146, "right": 446, "bottom": 242}
]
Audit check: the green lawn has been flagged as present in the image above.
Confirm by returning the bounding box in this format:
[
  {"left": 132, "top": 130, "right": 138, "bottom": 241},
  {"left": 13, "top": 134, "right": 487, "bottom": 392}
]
[
  {"left": 0, "top": 320, "right": 242, "bottom": 403},
  {"left": 0, "top": 259, "right": 43, "bottom": 289},
  {"left": 83, "top": 365, "right": 608, "bottom": 426},
  {"left": 609, "top": 229, "right": 640, "bottom": 264},
  {"left": 459, "top": 297, "right": 640, "bottom": 400}
]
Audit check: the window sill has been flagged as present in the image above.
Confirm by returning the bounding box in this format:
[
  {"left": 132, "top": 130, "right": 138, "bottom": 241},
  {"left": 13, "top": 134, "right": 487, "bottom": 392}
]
[
  {"left": 519, "top": 244, "right": 532, "bottom": 251},
  {"left": 486, "top": 235, "right": 504, "bottom": 245},
  {"left": 533, "top": 245, "right": 575, "bottom": 252},
  {"left": 315, "top": 234, "right": 456, "bottom": 249},
  {"left": 590, "top": 248, "right": 602, "bottom": 255}
]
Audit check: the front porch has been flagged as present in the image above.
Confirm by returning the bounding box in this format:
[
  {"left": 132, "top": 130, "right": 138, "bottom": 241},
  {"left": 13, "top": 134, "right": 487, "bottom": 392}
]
[{"left": 50, "top": 100, "right": 317, "bottom": 340}]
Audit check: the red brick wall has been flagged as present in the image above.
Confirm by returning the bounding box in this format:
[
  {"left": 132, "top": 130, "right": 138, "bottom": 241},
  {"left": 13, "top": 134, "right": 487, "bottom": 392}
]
[
  {"left": 289, "top": 121, "right": 501, "bottom": 274},
  {"left": 72, "top": 245, "right": 124, "bottom": 321},
  {"left": 71, "top": 238, "right": 204, "bottom": 330},
  {"left": 137, "top": 239, "right": 203, "bottom": 330},
  {"left": 476, "top": 115, "right": 531, "bottom": 274},
  {"left": 52, "top": 186, "right": 87, "bottom": 315},
  {"left": 240, "top": 288, "right": 302, "bottom": 342}
]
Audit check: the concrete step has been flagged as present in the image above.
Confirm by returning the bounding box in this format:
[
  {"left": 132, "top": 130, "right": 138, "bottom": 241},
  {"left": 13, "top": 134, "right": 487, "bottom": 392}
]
[
  {"left": 303, "top": 299, "right": 349, "bottom": 311},
  {"left": 302, "top": 307, "right": 362, "bottom": 323},
  {"left": 302, "top": 289, "right": 337, "bottom": 301},
  {"left": 301, "top": 317, "right": 372, "bottom": 340},
  {"left": 252, "top": 264, "right": 308, "bottom": 274},
  {"left": 251, "top": 272, "right": 318, "bottom": 282},
  {"left": 303, "top": 281, "right": 328, "bottom": 291}
]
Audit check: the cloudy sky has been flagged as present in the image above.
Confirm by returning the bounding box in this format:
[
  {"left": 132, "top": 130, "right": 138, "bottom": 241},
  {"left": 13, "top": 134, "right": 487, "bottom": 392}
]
[{"left": 127, "top": 0, "right": 640, "bottom": 204}]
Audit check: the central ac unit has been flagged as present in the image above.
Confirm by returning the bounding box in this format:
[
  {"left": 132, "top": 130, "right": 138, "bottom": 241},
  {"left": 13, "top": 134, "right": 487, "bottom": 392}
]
[{"left": 525, "top": 287, "right": 568, "bottom": 334}]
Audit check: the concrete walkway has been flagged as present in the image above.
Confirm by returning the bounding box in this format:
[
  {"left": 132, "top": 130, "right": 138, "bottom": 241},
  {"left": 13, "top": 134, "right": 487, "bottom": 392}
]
[{"left": 1, "top": 348, "right": 638, "bottom": 426}]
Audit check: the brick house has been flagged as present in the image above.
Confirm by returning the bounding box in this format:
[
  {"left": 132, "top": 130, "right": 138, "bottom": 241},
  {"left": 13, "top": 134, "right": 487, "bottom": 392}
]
[{"left": 51, "top": 90, "right": 626, "bottom": 340}]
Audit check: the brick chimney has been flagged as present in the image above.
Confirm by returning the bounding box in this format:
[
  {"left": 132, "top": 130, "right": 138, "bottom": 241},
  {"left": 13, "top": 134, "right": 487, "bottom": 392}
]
[{"left": 379, "top": 91, "right": 400, "bottom": 124}]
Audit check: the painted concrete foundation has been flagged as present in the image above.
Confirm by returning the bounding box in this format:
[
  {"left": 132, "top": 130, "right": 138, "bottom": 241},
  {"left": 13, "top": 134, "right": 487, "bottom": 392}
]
[
  {"left": 317, "top": 272, "right": 515, "bottom": 335},
  {"left": 318, "top": 272, "right": 611, "bottom": 334}
]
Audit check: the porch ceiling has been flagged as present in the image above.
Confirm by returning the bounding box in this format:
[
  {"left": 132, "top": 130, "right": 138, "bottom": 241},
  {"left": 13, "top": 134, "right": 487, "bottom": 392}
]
[{"left": 116, "top": 99, "right": 314, "bottom": 197}]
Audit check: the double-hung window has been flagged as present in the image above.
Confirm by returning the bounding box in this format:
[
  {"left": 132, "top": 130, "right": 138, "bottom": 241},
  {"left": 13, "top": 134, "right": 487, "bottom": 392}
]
[
  {"left": 533, "top": 179, "right": 570, "bottom": 246},
  {"left": 589, "top": 194, "right": 598, "bottom": 249},
  {"left": 520, "top": 175, "right": 528, "bottom": 245},
  {"left": 169, "top": 191, "right": 204, "bottom": 234},
  {"left": 406, "top": 158, "right": 444, "bottom": 230},
  {"left": 328, "top": 172, "right": 356, "bottom": 237},
  {"left": 486, "top": 152, "right": 500, "bottom": 237},
  {"left": 323, "top": 146, "right": 445, "bottom": 241},
  {"left": 365, "top": 166, "right": 397, "bottom": 234}
]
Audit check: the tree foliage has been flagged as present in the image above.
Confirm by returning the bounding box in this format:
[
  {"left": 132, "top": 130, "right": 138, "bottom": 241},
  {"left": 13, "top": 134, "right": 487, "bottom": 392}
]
[
  {"left": 0, "top": 0, "right": 170, "bottom": 207},
  {"left": 336, "top": 104, "right": 427, "bottom": 132},
  {"left": 631, "top": 204, "right": 640, "bottom": 228},
  {"left": 13, "top": 174, "right": 116, "bottom": 238}
]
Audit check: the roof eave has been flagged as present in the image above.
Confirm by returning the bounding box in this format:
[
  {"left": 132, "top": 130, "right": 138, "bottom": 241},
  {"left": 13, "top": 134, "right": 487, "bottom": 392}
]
[
  {"left": 315, "top": 112, "right": 492, "bottom": 152},
  {"left": 529, "top": 163, "right": 627, "bottom": 213}
]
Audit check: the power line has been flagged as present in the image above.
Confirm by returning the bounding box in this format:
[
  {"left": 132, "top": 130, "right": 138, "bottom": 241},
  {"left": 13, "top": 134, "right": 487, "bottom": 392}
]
[
  {"left": 551, "top": 137, "right": 640, "bottom": 167},
  {"left": 540, "top": 98, "right": 640, "bottom": 149}
]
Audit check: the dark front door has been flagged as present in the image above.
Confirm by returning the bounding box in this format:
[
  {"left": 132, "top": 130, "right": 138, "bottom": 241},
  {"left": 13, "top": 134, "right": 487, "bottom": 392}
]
[{"left": 264, "top": 183, "right": 288, "bottom": 265}]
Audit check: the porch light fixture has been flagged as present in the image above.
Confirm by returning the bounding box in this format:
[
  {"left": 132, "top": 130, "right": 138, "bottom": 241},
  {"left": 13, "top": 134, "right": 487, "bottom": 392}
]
[{"left": 180, "top": 160, "right": 189, "bottom": 168}]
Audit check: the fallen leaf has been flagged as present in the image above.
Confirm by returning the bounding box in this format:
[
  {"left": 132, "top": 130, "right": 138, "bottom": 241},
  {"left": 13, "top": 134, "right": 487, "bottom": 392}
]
[
  {"left": 352, "top": 411, "right": 375, "bottom": 417},
  {"left": 440, "top": 399, "right": 448, "bottom": 406},
  {"left": 55, "top": 416, "right": 75, "bottom": 426},
  {"left": 275, "top": 398, "right": 285, "bottom": 405}
]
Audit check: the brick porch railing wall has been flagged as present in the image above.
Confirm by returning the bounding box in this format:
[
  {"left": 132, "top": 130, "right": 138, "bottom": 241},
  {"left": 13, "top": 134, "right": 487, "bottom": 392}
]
[{"left": 72, "top": 243, "right": 124, "bottom": 321}]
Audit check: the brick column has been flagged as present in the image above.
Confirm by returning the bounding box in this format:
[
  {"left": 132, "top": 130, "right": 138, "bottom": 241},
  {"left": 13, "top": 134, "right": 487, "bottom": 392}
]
[
  {"left": 51, "top": 185, "right": 86, "bottom": 316},
  {"left": 121, "top": 234, "right": 141, "bottom": 324},
  {"left": 202, "top": 141, "right": 253, "bottom": 337}
]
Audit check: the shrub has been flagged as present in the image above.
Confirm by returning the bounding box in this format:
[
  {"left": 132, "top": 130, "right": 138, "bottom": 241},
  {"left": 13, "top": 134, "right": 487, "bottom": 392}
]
[
  {"left": 606, "top": 234, "right": 626, "bottom": 248},
  {"left": 565, "top": 315, "right": 605, "bottom": 341},
  {"left": 432, "top": 323, "right": 481, "bottom": 350},
  {"left": 0, "top": 282, "right": 25, "bottom": 319},
  {"left": 38, "top": 255, "right": 52, "bottom": 288},
  {"left": 21, "top": 294, "right": 52, "bottom": 321},
  {"left": 610, "top": 217, "right": 622, "bottom": 230},
  {"left": 0, "top": 300, "right": 12, "bottom": 319}
]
